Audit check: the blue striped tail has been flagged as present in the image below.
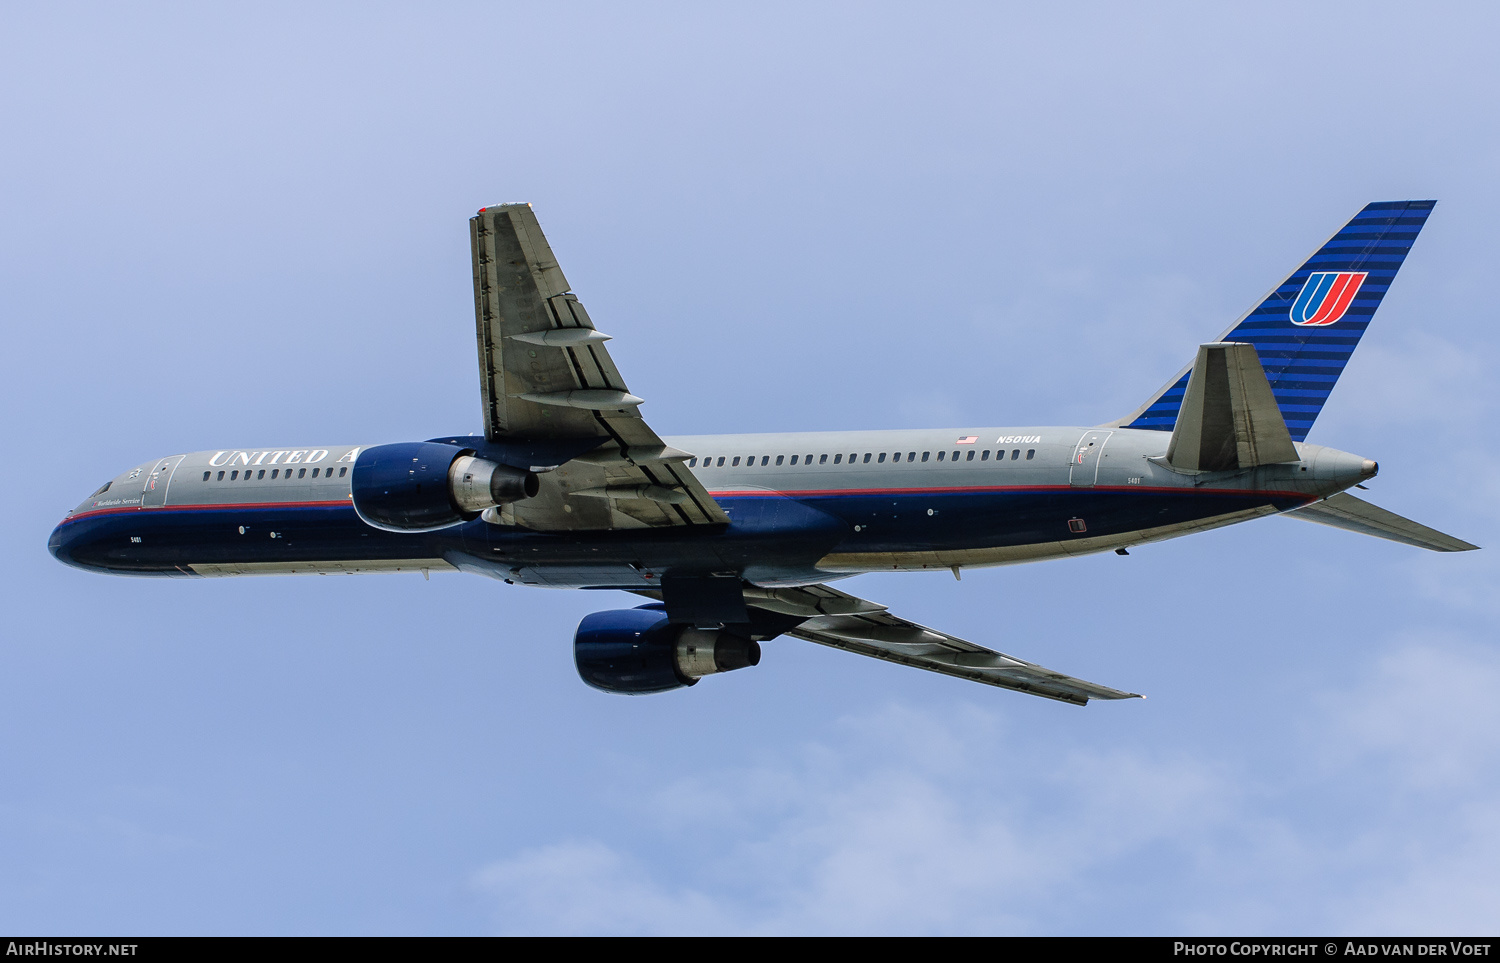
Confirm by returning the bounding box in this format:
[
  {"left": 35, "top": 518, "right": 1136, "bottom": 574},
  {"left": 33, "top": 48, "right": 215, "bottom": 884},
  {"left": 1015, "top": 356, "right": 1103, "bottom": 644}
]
[{"left": 1123, "top": 200, "right": 1435, "bottom": 442}]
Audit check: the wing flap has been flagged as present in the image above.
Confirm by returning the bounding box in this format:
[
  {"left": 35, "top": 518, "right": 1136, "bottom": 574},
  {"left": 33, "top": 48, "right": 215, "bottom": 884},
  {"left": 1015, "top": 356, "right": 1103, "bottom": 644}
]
[
  {"left": 735, "top": 583, "right": 1140, "bottom": 705},
  {"left": 1284, "top": 492, "right": 1478, "bottom": 552},
  {"left": 470, "top": 204, "right": 729, "bottom": 530},
  {"left": 791, "top": 616, "right": 1140, "bottom": 706}
]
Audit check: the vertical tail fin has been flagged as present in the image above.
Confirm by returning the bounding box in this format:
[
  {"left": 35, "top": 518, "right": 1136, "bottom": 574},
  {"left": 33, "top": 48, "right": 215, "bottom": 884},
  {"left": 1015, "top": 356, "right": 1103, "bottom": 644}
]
[{"left": 1120, "top": 200, "right": 1435, "bottom": 441}]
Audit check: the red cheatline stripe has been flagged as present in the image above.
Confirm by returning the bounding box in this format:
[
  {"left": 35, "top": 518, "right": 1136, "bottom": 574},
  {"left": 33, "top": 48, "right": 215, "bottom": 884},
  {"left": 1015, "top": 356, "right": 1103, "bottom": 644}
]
[
  {"left": 60, "top": 489, "right": 1316, "bottom": 527},
  {"left": 708, "top": 485, "right": 1313, "bottom": 499},
  {"left": 59, "top": 500, "right": 351, "bottom": 524}
]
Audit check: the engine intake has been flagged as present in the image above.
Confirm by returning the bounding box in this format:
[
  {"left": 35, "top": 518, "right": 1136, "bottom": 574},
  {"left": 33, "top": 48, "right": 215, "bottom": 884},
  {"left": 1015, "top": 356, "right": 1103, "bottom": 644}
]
[
  {"left": 352, "top": 442, "right": 538, "bottom": 532},
  {"left": 574, "top": 608, "right": 761, "bottom": 695}
]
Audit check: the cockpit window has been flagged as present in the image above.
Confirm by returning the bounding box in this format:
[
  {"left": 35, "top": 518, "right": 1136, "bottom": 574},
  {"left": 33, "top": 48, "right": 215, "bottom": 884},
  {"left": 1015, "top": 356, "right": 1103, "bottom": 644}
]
[{"left": 91, "top": 481, "right": 111, "bottom": 496}]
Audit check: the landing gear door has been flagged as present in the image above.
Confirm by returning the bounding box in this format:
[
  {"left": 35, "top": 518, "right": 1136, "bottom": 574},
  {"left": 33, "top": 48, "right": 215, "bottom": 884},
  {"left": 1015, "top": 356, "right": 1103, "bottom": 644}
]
[
  {"left": 140, "top": 455, "right": 186, "bottom": 508},
  {"left": 1069, "top": 431, "right": 1113, "bottom": 488}
]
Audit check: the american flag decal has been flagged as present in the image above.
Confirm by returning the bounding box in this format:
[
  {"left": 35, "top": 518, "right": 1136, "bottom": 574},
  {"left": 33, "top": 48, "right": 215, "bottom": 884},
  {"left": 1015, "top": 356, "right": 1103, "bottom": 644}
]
[{"left": 956, "top": 436, "right": 978, "bottom": 444}]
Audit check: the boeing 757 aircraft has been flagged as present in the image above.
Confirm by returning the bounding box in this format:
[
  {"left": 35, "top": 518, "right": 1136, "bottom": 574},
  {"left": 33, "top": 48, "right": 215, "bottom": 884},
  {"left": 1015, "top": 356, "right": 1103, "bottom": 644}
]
[{"left": 50, "top": 201, "right": 1476, "bottom": 705}]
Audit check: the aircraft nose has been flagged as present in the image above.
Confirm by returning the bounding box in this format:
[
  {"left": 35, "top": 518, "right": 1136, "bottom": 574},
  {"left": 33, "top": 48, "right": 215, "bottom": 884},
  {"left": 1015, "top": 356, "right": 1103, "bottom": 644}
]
[
  {"left": 49, "top": 514, "right": 104, "bottom": 571},
  {"left": 48, "top": 518, "right": 78, "bottom": 566}
]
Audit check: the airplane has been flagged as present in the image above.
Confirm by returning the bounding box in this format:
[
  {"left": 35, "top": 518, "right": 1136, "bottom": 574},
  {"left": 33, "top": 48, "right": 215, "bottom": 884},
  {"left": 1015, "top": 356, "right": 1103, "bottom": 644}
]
[{"left": 48, "top": 200, "right": 1478, "bottom": 706}]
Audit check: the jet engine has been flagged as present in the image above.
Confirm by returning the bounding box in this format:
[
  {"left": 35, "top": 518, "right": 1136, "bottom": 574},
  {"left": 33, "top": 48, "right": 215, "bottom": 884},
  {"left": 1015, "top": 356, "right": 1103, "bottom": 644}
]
[
  {"left": 574, "top": 607, "right": 761, "bottom": 694},
  {"left": 351, "top": 442, "right": 538, "bottom": 532}
]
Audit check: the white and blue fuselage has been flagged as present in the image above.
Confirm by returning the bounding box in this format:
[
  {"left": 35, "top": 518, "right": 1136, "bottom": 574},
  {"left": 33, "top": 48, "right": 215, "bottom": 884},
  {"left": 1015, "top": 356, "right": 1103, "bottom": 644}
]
[
  {"left": 47, "top": 199, "right": 1465, "bottom": 704},
  {"left": 50, "top": 426, "right": 1373, "bottom": 587}
]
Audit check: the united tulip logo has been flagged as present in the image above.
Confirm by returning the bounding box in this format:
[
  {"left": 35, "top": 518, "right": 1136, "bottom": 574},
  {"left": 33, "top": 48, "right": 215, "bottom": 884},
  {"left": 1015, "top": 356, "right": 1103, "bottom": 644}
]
[{"left": 1290, "top": 271, "right": 1367, "bottom": 326}]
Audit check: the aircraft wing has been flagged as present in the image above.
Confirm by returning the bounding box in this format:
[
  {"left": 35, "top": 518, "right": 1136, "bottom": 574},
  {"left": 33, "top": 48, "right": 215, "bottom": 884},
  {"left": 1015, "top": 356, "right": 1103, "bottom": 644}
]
[
  {"left": 743, "top": 583, "right": 1143, "bottom": 706},
  {"left": 470, "top": 204, "right": 728, "bottom": 530}
]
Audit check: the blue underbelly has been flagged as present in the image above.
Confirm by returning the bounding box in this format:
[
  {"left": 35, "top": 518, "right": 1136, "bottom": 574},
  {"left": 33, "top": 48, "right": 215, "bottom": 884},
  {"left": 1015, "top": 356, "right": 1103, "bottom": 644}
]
[{"left": 50, "top": 486, "right": 1301, "bottom": 576}]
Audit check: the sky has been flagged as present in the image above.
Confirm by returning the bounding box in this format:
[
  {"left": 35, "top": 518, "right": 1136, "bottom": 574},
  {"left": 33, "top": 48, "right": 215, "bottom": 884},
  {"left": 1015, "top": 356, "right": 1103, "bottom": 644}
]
[{"left": 3, "top": 2, "right": 1499, "bottom": 935}]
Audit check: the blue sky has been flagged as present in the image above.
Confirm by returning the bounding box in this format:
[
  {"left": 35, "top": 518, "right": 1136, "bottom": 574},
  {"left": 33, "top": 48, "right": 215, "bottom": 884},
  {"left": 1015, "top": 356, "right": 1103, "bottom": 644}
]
[{"left": 3, "top": 3, "right": 1498, "bottom": 934}]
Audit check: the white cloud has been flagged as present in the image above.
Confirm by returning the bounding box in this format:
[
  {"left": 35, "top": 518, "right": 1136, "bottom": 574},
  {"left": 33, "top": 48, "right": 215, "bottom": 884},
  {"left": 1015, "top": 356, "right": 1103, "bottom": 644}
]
[
  {"left": 474, "top": 703, "right": 1236, "bottom": 934},
  {"left": 1312, "top": 635, "right": 1500, "bottom": 934},
  {"left": 472, "top": 840, "right": 729, "bottom": 936},
  {"left": 1322, "top": 632, "right": 1500, "bottom": 789},
  {"left": 474, "top": 638, "right": 1500, "bottom": 935}
]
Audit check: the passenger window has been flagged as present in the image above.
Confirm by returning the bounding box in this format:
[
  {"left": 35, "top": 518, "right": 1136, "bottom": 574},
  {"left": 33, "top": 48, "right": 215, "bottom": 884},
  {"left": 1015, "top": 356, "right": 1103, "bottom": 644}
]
[
  {"left": 311, "top": 468, "right": 319, "bottom": 478},
  {"left": 732, "top": 456, "right": 741, "bottom": 466},
  {"left": 775, "top": 455, "right": 784, "bottom": 466},
  {"left": 834, "top": 454, "right": 842, "bottom": 464},
  {"left": 981, "top": 450, "right": 990, "bottom": 461},
  {"left": 908, "top": 452, "right": 916, "bottom": 461},
  {"left": 271, "top": 469, "right": 279, "bottom": 479},
  {"left": 339, "top": 467, "right": 348, "bottom": 476},
  {"left": 1026, "top": 449, "right": 1035, "bottom": 460},
  {"left": 298, "top": 468, "right": 307, "bottom": 478},
  {"left": 878, "top": 453, "right": 886, "bottom": 463},
  {"left": 921, "top": 452, "right": 930, "bottom": 462},
  {"left": 805, "top": 454, "right": 813, "bottom": 463},
  {"left": 717, "top": 457, "right": 725, "bottom": 467},
  {"left": 688, "top": 457, "right": 697, "bottom": 467},
  {"left": 937, "top": 451, "right": 944, "bottom": 461},
  {"left": 202, "top": 471, "right": 211, "bottom": 481},
  {"left": 862, "top": 453, "right": 871, "bottom": 464},
  {"left": 1013, "top": 449, "right": 1021, "bottom": 460},
  {"left": 951, "top": 451, "right": 959, "bottom": 461},
  {"left": 819, "top": 454, "right": 828, "bottom": 464},
  {"left": 790, "top": 455, "right": 798, "bottom": 465},
  {"left": 966, "top": 450, "right": 975, "bottom": 461},
  {"left": 892, "top": 452, "right": 901, "bottom": 462},
  {"left": 761, "top": 456, "right": 769, "bottom": 466},
  {"left": 257, "top": 470, "right": 266, "bottom": 479},
  {"left": 230, "top": 471, "right": 239, "bottom": 480},
  {"left": 217, "top": 471, "right": 226, "bottom": 480}
]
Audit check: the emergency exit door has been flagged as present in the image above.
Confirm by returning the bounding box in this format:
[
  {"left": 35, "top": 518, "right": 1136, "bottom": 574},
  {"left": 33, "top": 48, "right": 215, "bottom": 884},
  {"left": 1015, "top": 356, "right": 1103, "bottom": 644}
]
[
  {"left": 140, "top": 455, "right": 186, "bottom": 508},
  {"left": 1069, "top": 431, "right": 1112, "bottom": 487}
]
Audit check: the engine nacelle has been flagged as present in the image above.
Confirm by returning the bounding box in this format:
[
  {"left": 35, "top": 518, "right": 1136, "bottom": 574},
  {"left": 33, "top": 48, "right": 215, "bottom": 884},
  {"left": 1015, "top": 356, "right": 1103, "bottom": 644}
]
[
  {"left": 574, "top": 608, "right": 761, "bottom": 695},
  {"left": 351, "top": 442, "right": 538, "bottom": 532}
]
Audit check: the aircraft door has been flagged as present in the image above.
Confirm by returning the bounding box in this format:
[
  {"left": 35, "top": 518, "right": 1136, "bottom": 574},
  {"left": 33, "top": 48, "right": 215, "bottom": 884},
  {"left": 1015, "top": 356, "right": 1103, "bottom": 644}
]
[
  {"left": 140, "top": 455, "right": 186, "bottom": 508},
  {"left": 1069, "top": 431, "right": 1113, "bottom": 488}
]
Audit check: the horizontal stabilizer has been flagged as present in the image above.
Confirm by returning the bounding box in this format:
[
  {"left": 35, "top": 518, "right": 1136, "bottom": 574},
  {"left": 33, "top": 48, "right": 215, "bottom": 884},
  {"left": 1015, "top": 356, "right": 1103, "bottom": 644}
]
[
  {"left": 1166, "top": 342, "right": 1299, "bottom": 472},
  {"left": 1285, "top": 492, "right": 1478, "bottom": 552}
]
